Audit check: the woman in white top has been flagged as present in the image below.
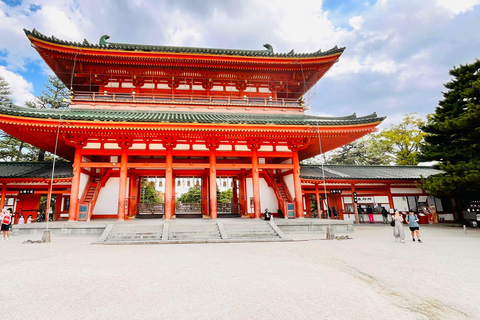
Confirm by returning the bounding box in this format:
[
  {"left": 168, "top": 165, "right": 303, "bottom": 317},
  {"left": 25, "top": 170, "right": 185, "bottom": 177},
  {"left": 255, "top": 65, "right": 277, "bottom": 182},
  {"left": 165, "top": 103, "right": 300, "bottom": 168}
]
[{"left": 18, "top": 215, "right": 25, "bottom": 224}]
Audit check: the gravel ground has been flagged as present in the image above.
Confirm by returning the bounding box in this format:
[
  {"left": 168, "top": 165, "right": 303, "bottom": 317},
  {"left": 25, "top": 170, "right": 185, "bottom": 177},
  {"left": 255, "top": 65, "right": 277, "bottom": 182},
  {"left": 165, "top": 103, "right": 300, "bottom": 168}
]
[{"left": 1, "top": 224, "right": 479, "bottom": 320}]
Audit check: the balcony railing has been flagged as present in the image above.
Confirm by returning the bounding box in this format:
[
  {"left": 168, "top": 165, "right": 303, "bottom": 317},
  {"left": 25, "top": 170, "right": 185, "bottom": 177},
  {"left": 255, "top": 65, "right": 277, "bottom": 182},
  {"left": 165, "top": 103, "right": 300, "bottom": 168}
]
[
  {"left": 137, "top": 203, "right": 164, "bottom": 214},
  {"left": 72, "top": 91, "right": 304, "bottom": 109}
]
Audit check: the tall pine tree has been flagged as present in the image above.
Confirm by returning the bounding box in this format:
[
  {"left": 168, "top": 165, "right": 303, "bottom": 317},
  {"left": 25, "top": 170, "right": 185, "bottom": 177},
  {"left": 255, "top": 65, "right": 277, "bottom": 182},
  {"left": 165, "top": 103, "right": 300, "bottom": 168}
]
[
  {"left": 419, "top": 59, "right": 480, "bottom": 197},
  {"left": 0, "top": 75, "right": 13, "bottom": 105}
]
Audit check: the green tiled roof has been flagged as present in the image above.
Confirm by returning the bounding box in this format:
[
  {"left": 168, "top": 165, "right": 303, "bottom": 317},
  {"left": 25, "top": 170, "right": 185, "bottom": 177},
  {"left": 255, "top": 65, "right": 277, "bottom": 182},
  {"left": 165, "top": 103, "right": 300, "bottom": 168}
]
[
  {"left": 300, "top": 165, "right": 443, "bottom": 180},
  {"left": 0, "top": 162, "right": 72, "bottom": 179},
  {"left": 0, "top": 162, "right": 442, "bottom": 181},
  {"left": 0, "top": 105, "right": 384, "bottom": 126},
  {"left": 25, "top": 29, "right": 345, "bottom": 58}
]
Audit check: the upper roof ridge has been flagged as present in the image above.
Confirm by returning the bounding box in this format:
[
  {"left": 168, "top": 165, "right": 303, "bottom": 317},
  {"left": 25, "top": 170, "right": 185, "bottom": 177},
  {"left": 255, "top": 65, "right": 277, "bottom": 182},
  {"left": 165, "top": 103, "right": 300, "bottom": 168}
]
[{"left": 25, "top": 28, "right": 345, "bottom": 58}]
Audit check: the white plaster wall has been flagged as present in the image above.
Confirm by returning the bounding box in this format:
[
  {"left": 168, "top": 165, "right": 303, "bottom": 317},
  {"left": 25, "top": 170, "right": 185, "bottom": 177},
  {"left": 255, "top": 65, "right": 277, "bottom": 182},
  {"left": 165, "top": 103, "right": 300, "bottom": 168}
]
[
  {"left": 375, "top": 196, "right": 389, "bottom": 203},
  {"left": 393, "top": 196, "right": 409, "bottom": 211},
  {"left": 283, "top": 174, "right": 294, "bottom": 200},
  {"left": 78, "top": 173, "right": 89, "bottom": 200},
  {"left": 391, "top": 187, "right": 423, "bottom": 194},
  {"left": 93, "top": 177, "right": 128, "bottom": 215},
  {"left": 246, "top": 178, "right": 278, "bottom": 214}
]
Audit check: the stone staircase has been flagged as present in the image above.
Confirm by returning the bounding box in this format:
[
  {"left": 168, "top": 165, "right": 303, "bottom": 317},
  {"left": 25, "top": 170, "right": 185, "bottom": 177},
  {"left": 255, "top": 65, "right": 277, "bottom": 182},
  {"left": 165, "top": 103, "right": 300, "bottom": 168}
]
[
  {"left": 223, "top": 222, "right": 280, "bottom": 240},
  {"left": 103, "top": 224, "right": 163, "bottom": 243},
  {"left": 96, "top": 220, "right": 287, "bottom": 244},
  {"left": 168, "top": 223, "right": 221, "bottom": 241}
]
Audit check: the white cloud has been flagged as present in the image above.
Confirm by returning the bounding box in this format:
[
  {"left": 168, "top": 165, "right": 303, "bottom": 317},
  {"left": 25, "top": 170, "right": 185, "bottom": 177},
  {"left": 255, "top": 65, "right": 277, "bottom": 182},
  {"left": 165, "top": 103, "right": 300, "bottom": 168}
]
[
  {"left": 349, "top": 16, "right": 364, "bottom": 30},
  {"left": 0, "top": 66, "right": 35, "bottom": 105},
  {"left": 436, "top": 0, "right": 480, "bottom": 14}
]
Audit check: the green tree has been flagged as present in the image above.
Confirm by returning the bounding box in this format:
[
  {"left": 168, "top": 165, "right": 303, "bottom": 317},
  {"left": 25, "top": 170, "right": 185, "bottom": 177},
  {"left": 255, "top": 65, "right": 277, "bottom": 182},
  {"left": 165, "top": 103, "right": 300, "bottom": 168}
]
[
  {"left": 378, "top": 113, "right": 426, "bottom": 165},
  {"left": 419, "top": 59, "right": 480, "bottom": 196},
  {"left": 177, "top": 186, "right": 202, "bottom": 203},
  {"left": 0, "top": 75, "right": 13, "bottom": 105},
  {"left": 25, "top": 75, "right": 70, "bottom": 109},
  {"left": 140, "top": 180, "right": 162, "bottom": 204},
  {"left": 25, "top": 75, "right": 70, "bottom": 161},
  {"left": 217, "top": 188, "right": 233, "bottom": 203},
  {"left": 325, "top": 135, "right": 392, "bottom": 165}
]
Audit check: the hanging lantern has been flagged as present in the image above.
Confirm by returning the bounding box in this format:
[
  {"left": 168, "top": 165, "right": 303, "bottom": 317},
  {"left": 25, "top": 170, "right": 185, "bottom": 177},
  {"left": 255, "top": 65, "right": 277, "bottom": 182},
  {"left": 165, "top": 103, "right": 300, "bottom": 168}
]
[
  {"left": 159, "top": 179, "right": 163, "bottom": 187},
  {"left": 195, "top": 179, "right": 200, "bottom": 187},
  {"left": 177, "top": 180, "right": 181, "bottom": 187},
  {"left": 231, "top": 180, "right": 235, "bottom": 188},
  {"left": 187, "top": 180, "right": 191, "bottom": 187},
  {"left": 223, "top": 180, "right": 227, "bottom": 187}
]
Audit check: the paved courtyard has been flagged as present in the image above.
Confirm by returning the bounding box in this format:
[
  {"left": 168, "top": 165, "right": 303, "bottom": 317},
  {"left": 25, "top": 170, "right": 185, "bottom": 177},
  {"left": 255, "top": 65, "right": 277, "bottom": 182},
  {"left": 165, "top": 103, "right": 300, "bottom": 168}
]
[{"left": 1, "top": 224, "right": 479, "bottom": 320}]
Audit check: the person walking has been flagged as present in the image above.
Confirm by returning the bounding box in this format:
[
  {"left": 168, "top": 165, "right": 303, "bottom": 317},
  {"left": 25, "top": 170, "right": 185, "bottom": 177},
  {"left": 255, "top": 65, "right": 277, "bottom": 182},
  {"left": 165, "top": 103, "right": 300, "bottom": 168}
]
[
  {"left": 406, "top": 211, "right": 422, "bottom": 242},
  {"left": 393, "top": 211, "right": 405, "bottom": 243},
  {"left": 381, "top": 207, "right": 389, "bottom": 224},
  {"left": 367, "top": 205, "right": 374, "bottom": 223},
  {"left": 1, "top": 208, "right": 12, "bottom": 240}
]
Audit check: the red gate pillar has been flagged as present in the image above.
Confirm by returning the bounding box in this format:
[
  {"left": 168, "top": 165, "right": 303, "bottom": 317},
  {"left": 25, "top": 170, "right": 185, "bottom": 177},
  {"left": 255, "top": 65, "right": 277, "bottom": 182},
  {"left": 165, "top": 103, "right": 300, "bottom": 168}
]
[
  {"left": 164, "top": 146, "right": 174, "bottom": 220},
  {"left": 292, "top": 149, "right": 304, "bottom": 218},
  {"left": 209, "top": 148, "right": 217, "bottom": 219},
  {"left": 69, "top": 145, "right": 83, "bottom": 221},
  {"left": 251, "top": 147, "right": 261, "bottom": 219},
  {"left": 0, "top": 184, "right": 6, "bottom": 209},
  {"left": 117, "top": 146, "right": 129, "bottom": 221}
]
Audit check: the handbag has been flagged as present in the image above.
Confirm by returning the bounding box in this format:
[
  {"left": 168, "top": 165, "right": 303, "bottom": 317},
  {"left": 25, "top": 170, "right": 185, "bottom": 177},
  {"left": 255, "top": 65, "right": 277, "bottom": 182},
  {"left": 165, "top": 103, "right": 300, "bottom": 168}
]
[{"left": 390, "top": 219, "right": 395, "bottom": 227}]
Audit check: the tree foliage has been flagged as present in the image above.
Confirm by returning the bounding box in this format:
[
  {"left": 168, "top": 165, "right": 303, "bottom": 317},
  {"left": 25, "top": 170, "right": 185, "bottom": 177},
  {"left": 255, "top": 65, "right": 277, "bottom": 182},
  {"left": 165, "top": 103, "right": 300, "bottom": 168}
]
[
  {"left": 304, "top": 113, "right": 425, "bottom": 166},
  {"left": 140, "top": 180, "right": 163, "bottom": 204},
  {"left": 177, "top": 186, "right": 202, "bottom": 203},
  {"left": 419, "top": 59, "right": 480, "bottom": 196},
  {"left": 0, "top": 75, "right": 13, "bottom": 105},
  {"left": 25, "top": 75, "right": 70, "bottom": 109},
  {"left": 378, "top": 113, "right": 426, "bottom": 165}
]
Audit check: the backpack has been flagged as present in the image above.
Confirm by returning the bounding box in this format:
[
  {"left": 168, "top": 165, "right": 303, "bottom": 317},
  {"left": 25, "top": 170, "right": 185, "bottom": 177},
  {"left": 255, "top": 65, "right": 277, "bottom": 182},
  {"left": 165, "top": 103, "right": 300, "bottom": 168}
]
[{"left": 2, "top": 214, "right": 11, "bottom": 225}]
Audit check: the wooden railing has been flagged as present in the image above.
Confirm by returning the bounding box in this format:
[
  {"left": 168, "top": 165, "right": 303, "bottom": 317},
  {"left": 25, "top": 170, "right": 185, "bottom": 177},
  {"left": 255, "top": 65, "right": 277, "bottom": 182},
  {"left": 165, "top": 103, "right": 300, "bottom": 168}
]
[
  {"left": 137, "top": 203, "right": 165, "bottom": 214},
  {"left": 73, "top": 91, "right": 303, "bottom": 108}
]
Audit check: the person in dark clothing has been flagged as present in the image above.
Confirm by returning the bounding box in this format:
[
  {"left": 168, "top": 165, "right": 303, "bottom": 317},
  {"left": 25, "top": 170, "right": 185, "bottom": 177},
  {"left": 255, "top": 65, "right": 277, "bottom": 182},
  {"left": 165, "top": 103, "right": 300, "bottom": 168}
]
[
  {"left": 332, "top": 207, "right": 338, "bottom": 219},
  {"left": 263, "top": 208, "right": 271, "bottom": 221},
  {"left": 381, "top": 207, "right": 389, "bottom": 224}
]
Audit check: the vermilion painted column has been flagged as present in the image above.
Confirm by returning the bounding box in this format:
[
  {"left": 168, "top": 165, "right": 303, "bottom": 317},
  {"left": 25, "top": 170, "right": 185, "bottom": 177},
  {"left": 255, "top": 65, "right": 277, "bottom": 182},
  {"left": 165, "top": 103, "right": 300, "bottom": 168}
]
[
  {"left": 209, "top": 149, "right": 217, "bottom": 219},
  {"left": 117, "top": 147, "right": 128, "bottom": 221},
  {"left": 68, "top": 146, "right": 82, "bottom": 221},
  {"left": 315, "top": 185, "right": 321, "bottom": 219},
  {"left": 164, "top": 147, "right": 173, "bottom": 220},
  {"left": 292, "top": 150, "right": 304, "bottom": 219},
  {"left": 251, "top": 148, "right": 261, "bottom": 219},
  {"left": 0, "top": 184, "right": 6, "bottom": 209},
  {"left": 128, "top": 174, "right": 137, "bottom": 217}
]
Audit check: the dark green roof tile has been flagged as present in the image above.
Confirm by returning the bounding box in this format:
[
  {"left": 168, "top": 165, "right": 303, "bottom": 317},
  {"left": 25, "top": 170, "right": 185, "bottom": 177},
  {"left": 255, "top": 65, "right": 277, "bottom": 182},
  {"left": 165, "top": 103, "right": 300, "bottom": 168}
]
[
  {"left": 0, "top": 162, "right": 72, "bottom": 179},
  {"left": 0, "top": 105, "right": 385, "bottom": 126},
  {"left": 25, "top": 29, "right": 345, "bottom": 58},
  {"left": 300, "top": 165, "right": 443, "bottom": 180}
]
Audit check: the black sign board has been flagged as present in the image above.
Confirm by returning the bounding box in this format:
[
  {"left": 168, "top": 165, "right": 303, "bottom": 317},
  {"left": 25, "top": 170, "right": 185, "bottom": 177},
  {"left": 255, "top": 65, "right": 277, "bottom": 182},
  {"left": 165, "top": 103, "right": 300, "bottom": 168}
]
[
  {"left": 330, "top": 189, "right": 342, "bottom": 194},
  {"left": 19, "top": 189, "right": 35, "bottom": 194},
  {"left": 353, "top": 191, "right": 358, "bottom": 203}
]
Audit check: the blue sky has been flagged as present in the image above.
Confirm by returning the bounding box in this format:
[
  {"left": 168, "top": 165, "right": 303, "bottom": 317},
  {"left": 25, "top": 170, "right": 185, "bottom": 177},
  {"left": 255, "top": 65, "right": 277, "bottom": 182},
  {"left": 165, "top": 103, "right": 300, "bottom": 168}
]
[{"left": 0, "top": 0, "right": 479, "bottom": 129}]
